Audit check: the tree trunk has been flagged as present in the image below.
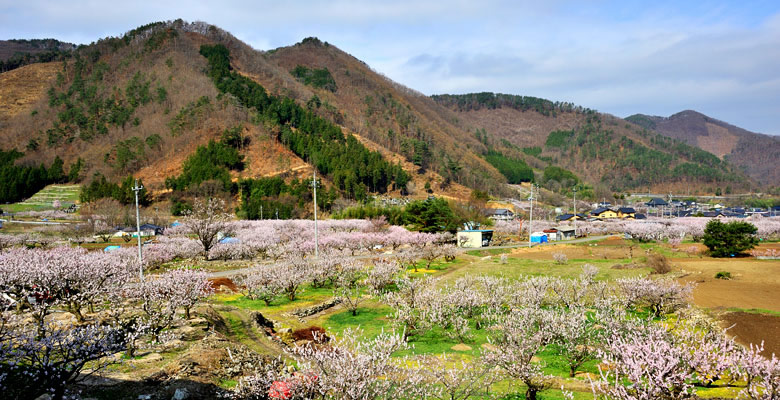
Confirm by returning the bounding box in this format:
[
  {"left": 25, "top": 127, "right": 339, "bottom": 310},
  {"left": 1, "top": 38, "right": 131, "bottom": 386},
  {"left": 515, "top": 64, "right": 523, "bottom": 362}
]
[
  {"left": 69, "top": 301, "right": 84, "bottom": 323},
  {"left": 526, "top": 388, "right": 537, "bottom": 400}
]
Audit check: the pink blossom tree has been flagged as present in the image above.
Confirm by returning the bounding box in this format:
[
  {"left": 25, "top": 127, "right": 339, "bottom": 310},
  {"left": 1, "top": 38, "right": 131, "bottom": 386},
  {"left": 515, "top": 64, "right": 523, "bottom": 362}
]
[
  {"left": 289, "top": 329, "right": 425, "bottom": 400},
  {"left": 593, "top": 326, "right": 696, "bottom": 400},
  {"left": 415, "top": 355, "right": 501, "bottom": 400},
  {"left": 0, "top": 318, "right": 127, "bottom": 400},
  {"left": 383, "top": 275, "right": 437, "bottom": 341},
  {"left": 617, "top": 277, "right": 694, "bottom": 317},
  {"left": 182, "top": 197, "right": 233, "bottom": 258},
  {"left": 243, "top": 265, "right": 284, "bottom": 306},
  {"left": 165, "top": 268, "right": 214, "bottom": 319},
  {"left": 483, "top": 307, "right": 555, "bottom": 400},
  {"left": 365, "top": 259, "right": 402, "bottom": 295}
]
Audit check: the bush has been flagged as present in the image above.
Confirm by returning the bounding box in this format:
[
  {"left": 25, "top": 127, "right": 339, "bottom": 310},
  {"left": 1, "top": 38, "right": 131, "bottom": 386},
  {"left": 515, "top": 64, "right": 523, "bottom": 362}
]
[
  {"left": 702, "top": 220, "right": 758, "bottom": 257},
  {"left": 647, "top": 254, "right": 672, "bottom": 274},
  {"left": 552, "top": 252, "right": 568, "bottom": 265},
  {"left": 715, "top": 271, "right": 731, "bottom": 280}
]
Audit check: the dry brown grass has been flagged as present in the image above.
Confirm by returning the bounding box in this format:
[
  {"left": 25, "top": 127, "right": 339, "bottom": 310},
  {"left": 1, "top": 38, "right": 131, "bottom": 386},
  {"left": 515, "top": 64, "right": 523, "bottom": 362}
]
[
  {"left": 0, "top": 62, "right": 59, "bottom": 119},
  {"left": 647, "top": 253, "right": 672, "bottom": 274}
]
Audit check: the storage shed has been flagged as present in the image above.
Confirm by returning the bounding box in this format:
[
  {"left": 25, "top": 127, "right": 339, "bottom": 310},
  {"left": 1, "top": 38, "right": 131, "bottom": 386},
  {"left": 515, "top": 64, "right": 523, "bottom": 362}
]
[{"left": 457, "top": 230, "right": 494, "bottom": 248}]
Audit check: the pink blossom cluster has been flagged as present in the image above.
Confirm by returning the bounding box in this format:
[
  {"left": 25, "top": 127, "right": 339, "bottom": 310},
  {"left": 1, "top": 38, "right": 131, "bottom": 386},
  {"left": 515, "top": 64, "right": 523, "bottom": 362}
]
[
  {"left": 0, "top": 246, "right": 135, "bottom": 323},
  {"left": 573, "top": 217, "right": 780, "bottom": 241},
  {"left": 208, "top": 220, "right": 441, "bottom": 260},
  {"left": 109, "top": 236, "right": 202, "bottom": 269},
  {"left": 616, "top": 277, "right": 694, "bottom": 317},
  {"left": 493, "top": 219, "right": 557, "bottom": 235},
  {"left": 230, "top": 329, "right": 426, "bottom": 400},
  {"left": 0, "top": 316, "right": 127, "bottom": 399},
  {"left": 14, "top": 210, "right": 74, "bottom": 220},
  {"left": 749, "top": 248, "right": 780, "bottom": 258}
]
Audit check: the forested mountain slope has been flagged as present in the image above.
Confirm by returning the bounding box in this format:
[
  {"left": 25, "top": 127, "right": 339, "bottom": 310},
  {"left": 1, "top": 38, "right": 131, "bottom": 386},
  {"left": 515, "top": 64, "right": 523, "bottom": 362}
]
[
  {"left": 626, "top": 110, "right": 780, "bottom": 186},
  {"left": 432, "top": 93, "right": 755, "bottom": 195},
  {"left": 0, "top": 21, "right": 479, "bottom": 205},
  {"left": 0, "top": 20, "right": 762, "bottom": 207}
]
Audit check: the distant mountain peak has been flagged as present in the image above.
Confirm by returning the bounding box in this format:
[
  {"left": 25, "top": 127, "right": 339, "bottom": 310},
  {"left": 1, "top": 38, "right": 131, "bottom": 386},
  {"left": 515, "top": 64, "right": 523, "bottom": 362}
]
[{"left": 627, "top": 109, "right": 779, "bottom": 186}]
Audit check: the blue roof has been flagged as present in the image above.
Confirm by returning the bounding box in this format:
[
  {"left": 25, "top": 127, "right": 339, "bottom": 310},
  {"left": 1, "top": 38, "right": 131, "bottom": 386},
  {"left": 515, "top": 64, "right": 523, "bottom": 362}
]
[{"left": 460, "top": 230, "right": 493, "bottom": 233}]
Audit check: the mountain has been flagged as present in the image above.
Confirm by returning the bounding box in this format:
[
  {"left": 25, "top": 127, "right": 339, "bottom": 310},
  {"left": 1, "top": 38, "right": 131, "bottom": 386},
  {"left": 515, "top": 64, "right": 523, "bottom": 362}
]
[
  {"left": 0, "top": 20, "right": 760, "bottom": 209},
  {"left": 0, "top": 21, "right": 482, "bottom": 206},
  {"left": 626, "top": 111, "right": 780, "bottom": 186},
  {"left": 432, "top": 93, "right": 754, "bottom": 195},
  {"left": 0, "top": 39, "right": 75, "bottom": 72}
]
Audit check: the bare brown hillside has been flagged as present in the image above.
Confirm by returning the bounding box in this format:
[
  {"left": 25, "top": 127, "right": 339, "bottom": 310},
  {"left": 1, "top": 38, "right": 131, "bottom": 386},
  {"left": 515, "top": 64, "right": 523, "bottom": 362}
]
[
  {"left": 627, "top": 111, "right": 780, "bottom": 186},
  {"left": 0, "top": 62, "right": 59, "bottom": 119},
  {"left": 0, "top": 22, "right": 487, "bottom": 201},
  {"left": 0, "top": 23, "right": 300, "bottom": 193}
]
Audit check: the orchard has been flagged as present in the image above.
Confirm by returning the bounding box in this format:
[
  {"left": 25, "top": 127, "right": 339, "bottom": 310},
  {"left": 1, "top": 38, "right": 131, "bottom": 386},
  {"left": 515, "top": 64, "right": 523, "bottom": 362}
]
[{"left": 1, "top": 206, "right": 779, "bottom": 399}]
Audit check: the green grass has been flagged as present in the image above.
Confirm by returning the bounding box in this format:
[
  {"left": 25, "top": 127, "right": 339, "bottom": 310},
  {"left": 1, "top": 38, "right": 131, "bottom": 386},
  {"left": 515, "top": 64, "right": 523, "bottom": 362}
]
[
  {"left": 222, "top": 312, "right": 249, "bottom": 341},
  {"left": 465, "top": 248, "right": 512, "bottom": 257},
  {"left": 724, "top": 307, "right": 780, "bottom": 317},
  {"left": 218, "top": 378, "right": 239, "bottom": 389},
  {"left": 7, "top": 184, "right": 81, "bottom": 212}
]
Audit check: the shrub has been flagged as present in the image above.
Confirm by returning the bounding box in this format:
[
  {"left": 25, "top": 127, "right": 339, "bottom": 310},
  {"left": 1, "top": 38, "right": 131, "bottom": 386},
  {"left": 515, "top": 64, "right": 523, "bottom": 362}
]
[
  {"left": 702, "top": 220, "right": 758, "bottom": 257},
  {"left": 714, "top": 271, "right": 731, "bottom": 280},
  {"left": 552, "top": 252, "right": 568, "bottom": 265},
  {"left": 647, "top": 254, "right": 672, "bottom": 274}
]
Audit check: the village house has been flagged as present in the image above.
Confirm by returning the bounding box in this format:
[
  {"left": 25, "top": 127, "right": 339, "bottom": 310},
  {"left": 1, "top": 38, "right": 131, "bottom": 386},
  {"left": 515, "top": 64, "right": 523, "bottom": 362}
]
[
  {"left": 555, "top": 213, "right": 586, "bottom": 222},
  {"left": 591, "top": 207, "right": 618, "bottom": 219},
  {"left": 645, "top": 197, "right": 668, "bottom": 208},
  {"left": 617, "top": 207, "right": 636, "bottom": 219},
  {"left": 486, "top": 208, "right": 515, "bottom": 221}
]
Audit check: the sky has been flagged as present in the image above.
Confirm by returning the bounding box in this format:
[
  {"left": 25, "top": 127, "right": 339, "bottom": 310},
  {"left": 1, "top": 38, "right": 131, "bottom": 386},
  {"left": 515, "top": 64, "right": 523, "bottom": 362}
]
[{"left": 2, "top": 0, "right": 779, "bottom": 135}]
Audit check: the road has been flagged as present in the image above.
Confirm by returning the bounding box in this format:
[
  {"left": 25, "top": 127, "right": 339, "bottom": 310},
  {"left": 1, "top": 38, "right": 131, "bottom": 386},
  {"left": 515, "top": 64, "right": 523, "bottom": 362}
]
[{"left": 208, "top": 234, "right": 613, "bottom": 278}]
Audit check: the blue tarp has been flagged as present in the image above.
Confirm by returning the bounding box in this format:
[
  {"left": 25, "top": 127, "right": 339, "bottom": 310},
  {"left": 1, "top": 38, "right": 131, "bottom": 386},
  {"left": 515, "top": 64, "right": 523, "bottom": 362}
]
[
  {"left": 103, "top": 246, "right": 121, "bottom": 252},
  {"left": 219, "top": 237, "right": 240, "bottom": 244},
  {"left": 530, "top": 234, "right": 548, "bottom": 243}
]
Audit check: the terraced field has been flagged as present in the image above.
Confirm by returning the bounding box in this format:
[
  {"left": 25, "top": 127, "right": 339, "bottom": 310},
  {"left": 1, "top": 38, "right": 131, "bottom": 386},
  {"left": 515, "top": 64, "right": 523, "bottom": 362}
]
[{"left": 4, "top": 184, "right": 80, "bottom": 212}]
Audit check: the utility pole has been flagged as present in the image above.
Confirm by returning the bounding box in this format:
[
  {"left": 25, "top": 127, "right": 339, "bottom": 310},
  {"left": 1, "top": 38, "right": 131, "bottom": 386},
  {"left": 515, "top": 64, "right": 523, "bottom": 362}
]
[
  {"left": 573, "top": 186, "right": 577, "bottom": 238},
  {"left": 132, "top": 179, "right": 144, "bottom": 281},
  {"left": 528, "top": 184, "right": 534, "bottom": 248},
  {"left": 313, "top": 169, "right": 319, "bottom": 258}
]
